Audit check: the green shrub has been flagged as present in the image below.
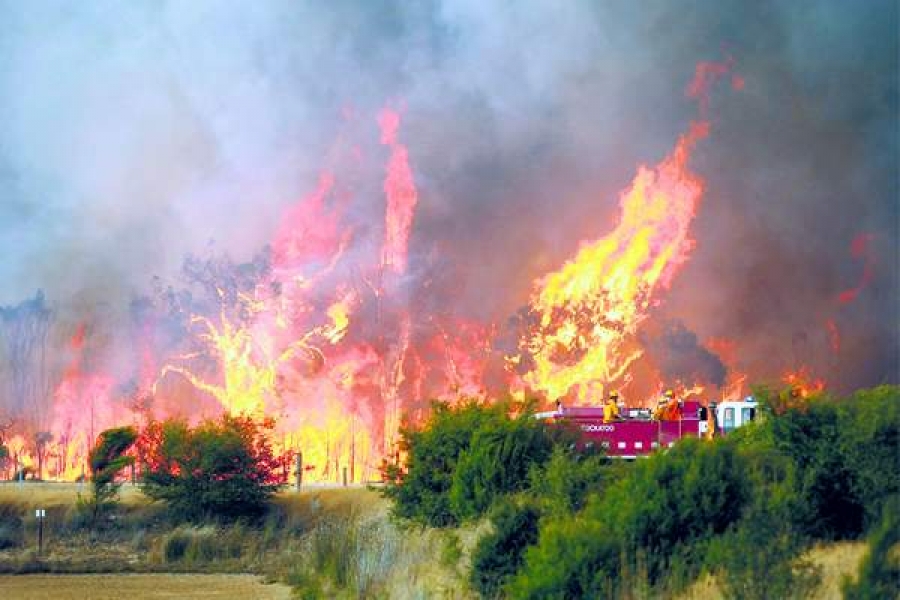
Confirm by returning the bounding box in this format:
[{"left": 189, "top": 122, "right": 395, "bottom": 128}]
[
  {"left": 450, "top": 415, "right": 555, "bottom": 520},
  {"left": 607, "top": 438, "right": 749, "bottom": 583},
  {"left": 510, "top": 438, "right": 749, "bottom": 597},
  {"left": 507, "top": 514, "right": 616, "bottom": 599},
  {"left": 837, "top": 386, "right": 900, "bottom": 530},
  {"left": 706, "top": 469, "right": 821, "bottom": 600},
  {"left": 382, "top": 400, "right": 506, "bottom": 527},
  {"left": 772, "top": 398, "right": 864, "bottom": 539},
  {"left": 162, "top": 529, "right": 190, "bottom": 562},
  {"left": 76, "top": 426, "right": 138, "bottom": 530},
  {"left": 528, "top": 446, "right": 608, "bottom": 517},
  {"left": 470, "top": 499, "right": 541, "bottom": 598},
  {"left": 141, "top": 414, "right": 283, "bottom": 521},
  {"left": 842, "top": 496, "right": 900, "bottom": 600}
]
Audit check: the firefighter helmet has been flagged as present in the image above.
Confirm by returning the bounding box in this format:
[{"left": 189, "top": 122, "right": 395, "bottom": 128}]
[{"left": 665, "top": 389, "right": 675, "bottom": 398}]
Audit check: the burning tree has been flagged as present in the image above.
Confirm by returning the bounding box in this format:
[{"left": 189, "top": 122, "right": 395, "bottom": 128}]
[{"left": 31, "top": 430, "right": 52, "bottom": 481}]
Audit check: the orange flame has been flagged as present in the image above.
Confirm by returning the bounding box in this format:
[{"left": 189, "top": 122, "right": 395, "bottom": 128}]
[
  {"left": 520, "top": 120, "right": 709, "bottom": 402},
  {"left": 517, "top": 59, "right": 739, "bottom": 404},
  {"left": 379, "top": 107, "right": 418, "bottom": 275},
  {"left": 783, "top": 367, "right": 825, "bottom": 398}
]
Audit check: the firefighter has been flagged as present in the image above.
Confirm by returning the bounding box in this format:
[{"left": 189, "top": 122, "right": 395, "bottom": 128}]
[
  {"left": 603, "top": 391, "right": 621, "bottom": 423},
  {"left": 653, "top": 389, "right": 672, "bottom": 420},
  {"left": 665, "top": 390, "right": 683, "bottom": 421}
]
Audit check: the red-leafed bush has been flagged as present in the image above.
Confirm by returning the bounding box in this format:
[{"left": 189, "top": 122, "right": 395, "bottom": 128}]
[{"left": 139, "top": 414, "right": 287, "bottom": 521}]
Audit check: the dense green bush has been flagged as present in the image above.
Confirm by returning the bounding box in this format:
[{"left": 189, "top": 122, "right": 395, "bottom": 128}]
[
  {"left": 836, "top": 386, "right": 900, "bottom": 529},
  {"left": 510, "top": 438, "right": 749, "bottom": 597},
  {"left": 706, "top": 458, "right": 821, "bottom": 600},
  {"left": 470, "top": 499, "right": 542, "bottom": 598},
  {"left": 384, "top": 386, "right": 899, "bottom": 596},
  {"left": 383, "top": 398, "right": 583, "bottom": 527},
  {"left": 528, "top": 446, "right": 608, "bottom": 517},
  {"left": 766, "top": 386, "right": 900, "bottom": 540},
  {"left": 506, "top": 513, "right": 616, "bottom": 599},
  {"left": 141, "top": 414, "right": 283, "bottom": 521},
  {"left": 450, "top": 414, "right": 555, "bottom": 520},
  {"left": 607, "top": 438, "right": 748, "bottom": 582},
  {"left": 772, "top": 399, "right": 865, "bottom": 539},
  {"left": 383, "top": 400, "right": 526, "bottom": 526}
]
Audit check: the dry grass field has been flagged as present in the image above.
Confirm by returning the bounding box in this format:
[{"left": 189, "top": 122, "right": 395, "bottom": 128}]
[
  {"left": 677, "top": 541, "right": 869, "bottom": 600},
  {"left": 0, "top": 574, "right": 291, "bottom": 599},
  {"left": 0, "top": 483, "right": 876, "bottom": 599},
  {"left": 0, "top": 483, "right": 476, "bottom": 598},
  {"left": 0, "top": 482, "right": 146, "bottom": 507}
]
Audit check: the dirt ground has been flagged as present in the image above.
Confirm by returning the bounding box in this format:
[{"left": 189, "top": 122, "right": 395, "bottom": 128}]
[{"left": 0, "top": 574, "right": 292, "bottom": 599}]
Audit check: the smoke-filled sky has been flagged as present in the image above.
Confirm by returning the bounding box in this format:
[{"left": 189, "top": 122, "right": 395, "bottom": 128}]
[{"left": 0, "top": 0, "right": 897, "bottom": 391}]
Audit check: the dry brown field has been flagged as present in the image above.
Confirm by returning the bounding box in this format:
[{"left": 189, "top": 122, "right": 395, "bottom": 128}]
[
  {"left": 677, "top": 541, "right": 868, "bottom": 600},
  {"left": 0, "top": 573, "right": 291, "bottom": 599},
  {"left": 0, "top": 483, "right": 874, "bottom": 599},
  {"left": 0, "top": 482, "right": 146, "bottom": 506}
]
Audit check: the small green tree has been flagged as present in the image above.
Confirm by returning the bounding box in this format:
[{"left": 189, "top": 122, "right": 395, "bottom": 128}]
[
  {"left": 140, "top": 414, "right": 283, "bottom": 521},
  {"left": 80, "top": 426, "right": 138, "bottom": 527}
]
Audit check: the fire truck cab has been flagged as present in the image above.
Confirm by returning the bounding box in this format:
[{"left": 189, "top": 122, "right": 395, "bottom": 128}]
[{"left": 713, "top": 397, "right": 758, "bottom": 434}]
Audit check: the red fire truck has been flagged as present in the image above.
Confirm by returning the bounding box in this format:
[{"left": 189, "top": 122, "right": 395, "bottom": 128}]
[{"left": 536, "top": 397, "right": 758, "bottom": 458}]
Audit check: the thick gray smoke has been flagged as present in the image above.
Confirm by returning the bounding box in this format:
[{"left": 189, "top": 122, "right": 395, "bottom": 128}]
[
  {"left": 0, "top": 1, "right": 896, "bottom": 396},
  {"left": 641, "top": 321, "right": 727, "bottom": 388}
]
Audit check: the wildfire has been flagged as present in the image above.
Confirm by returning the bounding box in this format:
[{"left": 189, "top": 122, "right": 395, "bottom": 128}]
[
  {"left": 1, "top": 60, "right": 756, "bottom": 483},
  {"left": 516, "top": 60, "right": 739, "bottom": 404},
  {"left": 148, "top": 106, "right": 424, "bottom": 483},
  {"left": 783, "top": 368, "right": 826, "bottom": 399}
]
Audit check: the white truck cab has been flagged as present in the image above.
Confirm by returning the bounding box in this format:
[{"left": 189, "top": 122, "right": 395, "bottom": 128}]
[{"left": 714, "top": 397, "right": 758, "bottom": 434}]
